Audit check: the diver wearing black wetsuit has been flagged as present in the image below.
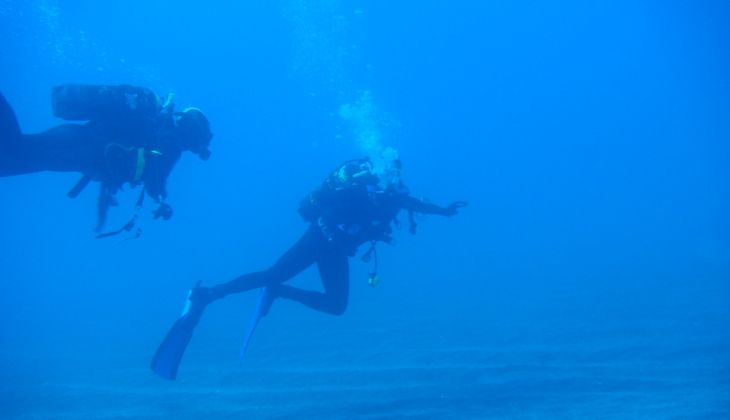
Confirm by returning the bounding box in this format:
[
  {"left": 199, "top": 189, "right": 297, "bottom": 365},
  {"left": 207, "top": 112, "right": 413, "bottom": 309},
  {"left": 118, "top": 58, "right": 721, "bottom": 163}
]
[
  {"left": 195, "top": 157, "right": 466, "bottom": 314},
  {"left": 0, "top": 86, "right": 212, "bottom": 232},
  {"left": 151, "top": 156, "right": 467, "bottom": 379}
]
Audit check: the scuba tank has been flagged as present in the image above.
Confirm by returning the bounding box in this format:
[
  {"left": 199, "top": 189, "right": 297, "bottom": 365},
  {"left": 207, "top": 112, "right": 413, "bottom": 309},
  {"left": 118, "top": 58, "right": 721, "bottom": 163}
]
[
  {"left": 51, "top": 84, "right": 161, "bottom": 122},
  {"left": 298, "top": 158, "right": 377, "bottom": 222}
]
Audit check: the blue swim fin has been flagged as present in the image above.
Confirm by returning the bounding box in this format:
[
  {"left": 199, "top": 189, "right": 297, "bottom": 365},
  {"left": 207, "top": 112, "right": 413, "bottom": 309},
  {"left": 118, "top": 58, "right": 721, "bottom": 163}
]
[
  {"left": 239, "top": 287, "right": 273, "bottom": 361},
  {"left": 151, "top": 282, "right": 205, "bottom": 380}
]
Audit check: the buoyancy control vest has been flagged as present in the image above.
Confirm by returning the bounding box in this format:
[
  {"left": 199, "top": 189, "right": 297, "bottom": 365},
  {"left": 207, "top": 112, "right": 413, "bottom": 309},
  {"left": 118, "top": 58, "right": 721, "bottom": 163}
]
[
  {"left": 53, "top": 85, "right": 173, "bottom": 195},
  {"left": 298, "top": 158, "right": 379, "bottom": 223},
  {"left": 298, "top": 158, "right": 416, "bottom": 247}
]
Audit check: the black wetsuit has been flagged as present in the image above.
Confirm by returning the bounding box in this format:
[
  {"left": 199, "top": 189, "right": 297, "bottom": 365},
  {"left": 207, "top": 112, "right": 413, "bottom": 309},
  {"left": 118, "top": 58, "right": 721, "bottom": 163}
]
[
  {"left": 0, "top": 92, "right": 182, "bottom": 229},
  {"left": 207, "top": 186, "right": 457, "bottom": 315}
]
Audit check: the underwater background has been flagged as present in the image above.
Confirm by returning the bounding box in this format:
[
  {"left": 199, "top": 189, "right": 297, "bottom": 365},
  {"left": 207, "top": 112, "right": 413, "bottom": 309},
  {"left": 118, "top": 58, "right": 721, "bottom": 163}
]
[{"left": 1, "top": 0, "right": 728, "bottom": 418}]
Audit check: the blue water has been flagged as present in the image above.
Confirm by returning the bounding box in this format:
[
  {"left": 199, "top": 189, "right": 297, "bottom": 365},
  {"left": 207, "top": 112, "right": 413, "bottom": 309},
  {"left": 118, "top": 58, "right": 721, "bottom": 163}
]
[{"left": 1, "top": 1, "right": 729, "bottom": 418}]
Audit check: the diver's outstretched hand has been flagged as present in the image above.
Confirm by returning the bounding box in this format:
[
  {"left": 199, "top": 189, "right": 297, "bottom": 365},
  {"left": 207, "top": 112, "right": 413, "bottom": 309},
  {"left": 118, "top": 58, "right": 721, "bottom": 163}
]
[
  {"left": 444, "top": 201, "right": 468, "bottom": 216},
  {"left": 188, "top": 281, "right": 220, "bottom": 308},
  {"left": 153, "top": 202, "right": 173, "bottom": 220}
]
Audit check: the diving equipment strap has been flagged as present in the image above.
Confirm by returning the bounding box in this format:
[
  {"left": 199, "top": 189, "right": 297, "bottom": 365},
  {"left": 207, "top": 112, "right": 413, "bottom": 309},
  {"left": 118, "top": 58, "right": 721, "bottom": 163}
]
[
  {"left": 362, "top": 240, "right": 380, "bottom": 286},
  {"left": 95, "top": 188, "right": 145, "bottom": 239},
  {"left": 133, "top": 147, "right": 146, "bottom": 182},
  {"left": 132, "top": 147, "right": 163, "bottom": 184},
  {"left": 67, "top": 173, "right": 93, "bottom": 198}
]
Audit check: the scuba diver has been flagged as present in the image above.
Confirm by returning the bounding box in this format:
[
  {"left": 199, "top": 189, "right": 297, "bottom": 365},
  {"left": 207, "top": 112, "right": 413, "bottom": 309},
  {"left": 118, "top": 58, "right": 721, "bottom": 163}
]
[
  {"left": 151, "top": 150, "right": 467, "bottom": 379},
  {"left": 0, "top": 85, "right": 212, "bottom": 236}
]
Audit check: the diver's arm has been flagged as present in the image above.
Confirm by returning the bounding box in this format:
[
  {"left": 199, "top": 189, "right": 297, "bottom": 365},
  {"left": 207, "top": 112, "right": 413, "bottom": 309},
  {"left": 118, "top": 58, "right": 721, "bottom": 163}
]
[
  {"left": 144, "top": 158, "right": 172, "bottom": 202},
  {"left": 144, "top": 150, "right": 179, "bottom": 220},
  {"left": 400, "top": 195, "right": 467, "bottom": 216},
  {"left": 145, "top": 178, "right": 168, "bottom": 204}
]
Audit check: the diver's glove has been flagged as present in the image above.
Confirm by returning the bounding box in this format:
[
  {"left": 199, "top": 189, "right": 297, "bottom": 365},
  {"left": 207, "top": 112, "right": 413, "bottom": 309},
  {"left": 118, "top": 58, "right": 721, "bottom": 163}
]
[
  {"left": 444, "top": 201, "right": 468, "bottom": 216},
  {"left": 188, "top": 282, "right": 221, "bottom": 307},
  {"left": 153, "top": 202, "right": 173, "bottom": 220}
]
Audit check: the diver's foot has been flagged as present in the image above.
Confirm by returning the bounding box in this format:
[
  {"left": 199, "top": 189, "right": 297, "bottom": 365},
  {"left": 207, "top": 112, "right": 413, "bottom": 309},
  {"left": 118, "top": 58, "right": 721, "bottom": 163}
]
[{"left": 257, "top": 287, "right": 275, "bottom": 318}]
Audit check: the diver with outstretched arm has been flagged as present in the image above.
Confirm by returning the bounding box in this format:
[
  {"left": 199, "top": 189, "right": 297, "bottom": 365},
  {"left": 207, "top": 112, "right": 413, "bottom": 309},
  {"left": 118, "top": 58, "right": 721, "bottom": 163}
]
[
  {"left": 201, "top": 194, "right": 463, "bottom": 314},
  {"left": 151, "top": 152, "right": 467, "bottom": 379}
]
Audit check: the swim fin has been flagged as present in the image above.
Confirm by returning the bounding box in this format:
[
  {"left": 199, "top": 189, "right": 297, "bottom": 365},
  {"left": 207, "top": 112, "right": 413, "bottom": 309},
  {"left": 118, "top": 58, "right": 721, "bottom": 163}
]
[
  {"left": 151, "top": 281, "right": 206, "bottom": 380},
  {"left": 0, "top": 92, "right": 21, "bottom": 145},
  {"left": 239, "top": 287, "right": 273, "bottom": 361}
]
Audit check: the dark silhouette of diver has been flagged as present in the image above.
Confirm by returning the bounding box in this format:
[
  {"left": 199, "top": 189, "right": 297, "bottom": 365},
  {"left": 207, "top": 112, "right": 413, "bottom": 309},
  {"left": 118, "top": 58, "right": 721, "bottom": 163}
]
[
  {"left": 0, "top": 85, "right": 212, "bottom": 235},
  {"left": 151, "top": 153, "right": 467, "bottom": 379}
]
